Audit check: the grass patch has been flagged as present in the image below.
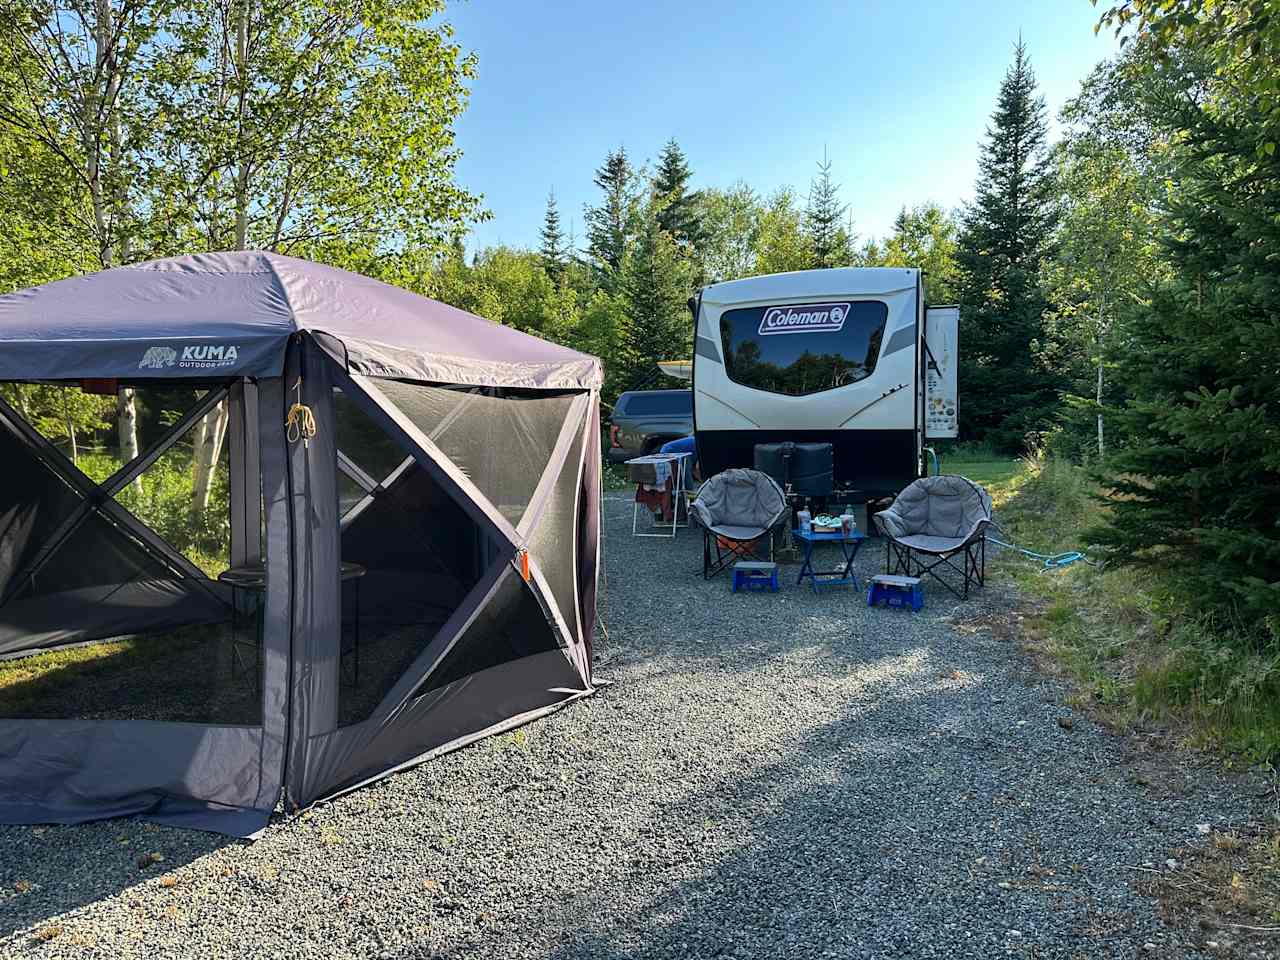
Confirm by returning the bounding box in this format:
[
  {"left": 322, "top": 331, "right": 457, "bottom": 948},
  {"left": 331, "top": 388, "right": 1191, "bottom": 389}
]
[
  {"left": 995, "top": 456, "right": 1280, "bottom": 763},
  {"left": 602, "top": 458, "right": 630, "bottom": 492},
  {"left": 936, "top": 454, "right": 1024, "bottom": 497},
  {"left": 0, "top": 636, "right": 143, "bottom": 690},
  {"left": 31, "top": 925, "right": 63, "bottom": 943},
  {"left": 992, "top": 456, "right": 1280, "bottom": 956}
]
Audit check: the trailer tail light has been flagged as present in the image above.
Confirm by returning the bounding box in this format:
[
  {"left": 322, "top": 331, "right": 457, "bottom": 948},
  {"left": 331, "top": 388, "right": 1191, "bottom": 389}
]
[{"left": 609, "top": 424, "right": 621, "bottom": 448}]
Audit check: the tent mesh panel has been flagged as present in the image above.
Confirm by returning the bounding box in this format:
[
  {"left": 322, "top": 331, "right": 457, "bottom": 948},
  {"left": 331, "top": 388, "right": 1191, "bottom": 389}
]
[
  {"left": 13, "top": 384, "right": 215, "bottom": 477},
  {"left": 0, "top": 421, "right": 101, "bottom": 599},
  {"left": 0, "top": 382, "right": 255, "bottom": 724},
  {"left": 0, "top": 625, "right": 261, "bottom": 724},
  {"left": 9, "top": 508, "right": 176, "bottom": 601},
  {"left": 527, "top": 420, "right": 586, "bottom": 643},
  {"left": 334, "top": 388, "right": 408, "bottom": 484},
  {"left": 110, "top": 406, "right": 232, "bottom": 578},
  {"left": 335, "top": 407, "right": 497, "bottom": 727},
  {"left": 338, "top": 470, "right": 368, "bottom": 519},
  {"left": 576, "top": 419, "right": 599, "bottom": 659},
  {"left": 413, "top": 570, "right": 562, "bottom": 701},
  {"left": 372, "top": 380, "right": 574, "bottom": 527}
]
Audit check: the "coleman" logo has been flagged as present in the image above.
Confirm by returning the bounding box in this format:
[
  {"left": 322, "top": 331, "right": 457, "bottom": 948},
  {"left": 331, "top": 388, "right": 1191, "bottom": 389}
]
[{"left": 758, "top": 302, "right": 851, "bottom": 335}]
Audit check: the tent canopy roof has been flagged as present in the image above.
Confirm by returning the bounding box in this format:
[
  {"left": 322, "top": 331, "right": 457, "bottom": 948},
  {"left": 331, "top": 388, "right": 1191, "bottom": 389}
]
[{"left": 0, "top": 251, "right": 602, "bottom": 390}]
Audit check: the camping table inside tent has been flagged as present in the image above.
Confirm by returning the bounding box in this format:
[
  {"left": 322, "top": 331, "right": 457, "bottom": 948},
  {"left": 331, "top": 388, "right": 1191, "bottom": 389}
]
[
  {"left": 626, "top": 452, "right": 691, "bottom": 538},
  {"left": 219, "top": 561, "right": 367, "bottom": 689}
]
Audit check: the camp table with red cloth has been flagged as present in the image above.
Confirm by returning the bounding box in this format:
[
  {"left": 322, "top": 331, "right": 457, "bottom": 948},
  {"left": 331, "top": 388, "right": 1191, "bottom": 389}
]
[{"left": 626, "top": 452, "right": 691, "bottom": 538}]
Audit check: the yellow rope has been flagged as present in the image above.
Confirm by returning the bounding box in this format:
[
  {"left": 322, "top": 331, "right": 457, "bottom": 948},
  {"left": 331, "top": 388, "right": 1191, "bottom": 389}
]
[
  {"left": 286, "top": 378, "right": 317, "bottom": 446},
  {"left": 286, "top": 402, "right": 316, "bottom": 445}
]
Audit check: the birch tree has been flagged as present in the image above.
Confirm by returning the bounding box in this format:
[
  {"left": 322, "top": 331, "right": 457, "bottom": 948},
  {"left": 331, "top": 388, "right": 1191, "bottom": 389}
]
[
  {"left": 0, "top": 8, "right": 91, "bottom": 291},
  {"left": 1044, "top": 47, "right": 1175, "bottom": 459},
  {"left": 0, "top": 0, "right": 172, "bottom": 472},
  {"left": 3, "top": 0, "right": 482, "bottom": 513},
  {"left": 1046, "top": 138, "right": 1162, "bottom": 458},
  {"left": 143, "top": 0, "right": 480, "bottom": 259},
  {"left": 0, "top": 1, "right": 161, "bottom": 265},
  {"left": 164, "top": 0, "right": 482, "bottom": 509}
]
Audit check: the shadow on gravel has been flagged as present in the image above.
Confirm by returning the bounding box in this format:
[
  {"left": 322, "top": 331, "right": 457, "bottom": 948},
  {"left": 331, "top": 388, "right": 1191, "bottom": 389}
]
[
  {"left": 529, "top": 683, "right": 1153, "bottom": 960},
  {"left": 412, "top": 505, "right": 1198, "bottom": 959},
  {"left": 416, "top": 651, "right": 1149, "bottom": 959},
  {"left": 0, "top": 820, "right": 237, "bottom": 939}
]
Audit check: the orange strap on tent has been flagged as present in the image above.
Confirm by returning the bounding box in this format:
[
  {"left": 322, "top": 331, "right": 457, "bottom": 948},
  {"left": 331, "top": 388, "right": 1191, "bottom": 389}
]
[{"left": 518, "top": 549, "right": 530, "bottom": 582}]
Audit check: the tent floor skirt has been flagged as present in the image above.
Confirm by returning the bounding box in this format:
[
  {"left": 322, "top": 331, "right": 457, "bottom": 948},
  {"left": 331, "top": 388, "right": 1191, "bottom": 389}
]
[
  {"left": 0, "top": 796, "right": 271, "bottom": 839},
  {"left": 307, "top": 685, "right": 596, "bottom": 810}
]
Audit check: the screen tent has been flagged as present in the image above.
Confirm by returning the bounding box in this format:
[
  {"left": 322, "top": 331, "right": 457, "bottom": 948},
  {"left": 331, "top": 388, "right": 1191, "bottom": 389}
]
[{"left": 0, "top": 252, "right": 602, "bottom": 836}]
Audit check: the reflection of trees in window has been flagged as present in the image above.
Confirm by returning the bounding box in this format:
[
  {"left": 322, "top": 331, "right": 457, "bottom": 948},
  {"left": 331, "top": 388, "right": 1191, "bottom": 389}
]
[{"left": 722, "top": 314, "right": 885, "bottom": 397}]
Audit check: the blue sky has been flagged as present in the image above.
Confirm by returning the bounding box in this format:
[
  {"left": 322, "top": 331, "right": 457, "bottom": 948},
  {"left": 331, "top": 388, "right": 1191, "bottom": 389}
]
[{"left": 443, "top": 1, "right": 1121, "bottom": 254}]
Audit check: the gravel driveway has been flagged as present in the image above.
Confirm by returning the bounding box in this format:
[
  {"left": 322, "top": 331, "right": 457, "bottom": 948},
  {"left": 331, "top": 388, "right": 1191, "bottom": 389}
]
[{"left": 0, "top": 494, "right": 1266, "bottom": 959}]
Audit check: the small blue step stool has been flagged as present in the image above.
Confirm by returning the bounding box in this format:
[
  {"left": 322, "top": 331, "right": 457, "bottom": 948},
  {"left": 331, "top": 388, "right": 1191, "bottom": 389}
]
[
  {"left": 732, "top": 561, "right": 779, "bottom": 593},
  {"left": 867, "top": 574, "right": 924, "bottom": 611}
]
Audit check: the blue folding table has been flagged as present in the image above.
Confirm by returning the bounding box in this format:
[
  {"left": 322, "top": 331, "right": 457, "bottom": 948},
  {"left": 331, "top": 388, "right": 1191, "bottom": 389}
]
[{"left": 793, "top": 528, "right": 866, "bottom": 593}]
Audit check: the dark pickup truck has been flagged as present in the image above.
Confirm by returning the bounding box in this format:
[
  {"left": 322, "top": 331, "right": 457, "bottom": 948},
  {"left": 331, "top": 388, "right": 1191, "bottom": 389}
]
[{"left": 607, "top": 389, "right": 694, "bottom": 462}]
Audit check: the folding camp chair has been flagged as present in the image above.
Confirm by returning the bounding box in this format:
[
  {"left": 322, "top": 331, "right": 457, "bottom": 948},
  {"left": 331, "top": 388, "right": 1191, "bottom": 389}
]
[
  {"left": 689, "top": 468, "right": 787, "bottom": 579},
  {"left": 874, "top": 475, "right": 995, "bottom": 600}
]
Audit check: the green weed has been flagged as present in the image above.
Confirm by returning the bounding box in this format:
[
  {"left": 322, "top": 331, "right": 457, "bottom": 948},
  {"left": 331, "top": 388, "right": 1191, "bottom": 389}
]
[{"left": 996, "top": 457, "right": 1280, "bottom": 764}]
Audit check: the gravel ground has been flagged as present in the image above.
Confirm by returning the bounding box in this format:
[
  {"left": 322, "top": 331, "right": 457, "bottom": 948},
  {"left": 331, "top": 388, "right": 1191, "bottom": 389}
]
[{"left": 0, "top": 494, "right": 1269, "bottom": 959}]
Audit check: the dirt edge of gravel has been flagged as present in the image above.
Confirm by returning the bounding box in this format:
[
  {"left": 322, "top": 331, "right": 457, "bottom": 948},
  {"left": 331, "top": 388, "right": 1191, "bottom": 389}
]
[{"left": 955, "top": 593, "right": 1280, "bottom": 960}]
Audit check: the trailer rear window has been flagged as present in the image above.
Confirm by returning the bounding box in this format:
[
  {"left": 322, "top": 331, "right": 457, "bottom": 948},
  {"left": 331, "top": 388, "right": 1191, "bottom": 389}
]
[
  {"left": 718, "top": 300, "right": 889, "bottom": 396},
  {"left": 618, "top": 391, "right": 692, "bottom": 416}
]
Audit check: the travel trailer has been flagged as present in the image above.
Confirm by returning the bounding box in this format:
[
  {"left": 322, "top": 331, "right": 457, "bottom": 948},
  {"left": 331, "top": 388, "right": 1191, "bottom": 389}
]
[{"left": 691, "top": 267, "right": 958, "bottom": 499}]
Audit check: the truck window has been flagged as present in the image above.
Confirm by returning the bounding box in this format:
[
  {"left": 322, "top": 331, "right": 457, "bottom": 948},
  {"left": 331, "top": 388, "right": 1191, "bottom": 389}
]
[
  {"left": 718, "top": 300, "right": 888, "bottom": 396},
  {"left": 619, "top": 392, "right": 692, "bottom": 415}
]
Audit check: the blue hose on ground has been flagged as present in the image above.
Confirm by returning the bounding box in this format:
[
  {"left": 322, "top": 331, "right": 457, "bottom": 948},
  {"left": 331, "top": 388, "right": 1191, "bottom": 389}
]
[
  {"left": 924, "top": 447, "right": 940, "bottom": 476},
  {"left": 987, "top": 536, "right": 1098, "bottom": 570}
]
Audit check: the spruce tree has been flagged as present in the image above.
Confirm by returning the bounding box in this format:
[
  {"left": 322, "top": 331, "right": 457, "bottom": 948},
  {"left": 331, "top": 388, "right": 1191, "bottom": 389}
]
[
  {"left": 805, "top": 150, "right": 853, "bottom": 269},
  {"left": 1088, "top": 83, "right": 1280, "bottom": 631},
  {"left": 584, "top": 146, "right": 639, "bottom": 284},
  {"left": 539, "top": 190, "right": 566, "bottom": 280},
  {"left": 955, "top": 40, "right": 1061, "bottom": 452},
  {"left": 653, "top": 138, "right": 702, "bottom": 248},
  {"left": 622, "top": 195, "right": 693, "bottom": 386}
]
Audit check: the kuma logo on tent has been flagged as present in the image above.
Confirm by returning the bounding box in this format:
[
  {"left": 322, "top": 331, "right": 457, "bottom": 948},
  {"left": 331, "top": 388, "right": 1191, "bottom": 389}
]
[
  {"left": 138, "top": 346, "right": 177, "bottom": 369},
  {"left": 138, "top": 344, "right": 241, "bottom": 370},
  {"left": 758, "top": 302, "right": 851, "bottom": 336}
]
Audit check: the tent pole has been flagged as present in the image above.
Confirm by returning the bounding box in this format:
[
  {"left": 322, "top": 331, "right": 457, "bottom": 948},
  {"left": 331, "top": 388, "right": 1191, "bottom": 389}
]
[{"left": 228, "top": 380, "right": 262, "bottom": 567}]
